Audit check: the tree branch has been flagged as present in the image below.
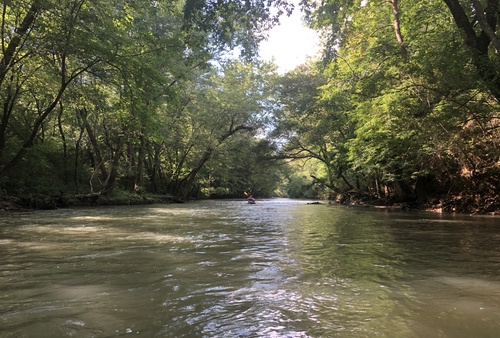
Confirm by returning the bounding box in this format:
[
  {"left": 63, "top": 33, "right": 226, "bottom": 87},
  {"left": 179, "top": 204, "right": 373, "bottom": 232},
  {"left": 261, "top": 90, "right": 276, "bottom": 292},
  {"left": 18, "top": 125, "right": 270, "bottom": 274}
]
[{"left": 472, "top": 0, "right": 500, "bottom": 54}]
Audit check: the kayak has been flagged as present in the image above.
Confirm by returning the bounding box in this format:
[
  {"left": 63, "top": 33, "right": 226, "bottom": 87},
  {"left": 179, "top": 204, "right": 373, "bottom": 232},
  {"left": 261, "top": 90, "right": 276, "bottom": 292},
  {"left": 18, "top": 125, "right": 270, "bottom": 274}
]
[{"left": 247, "top": 201, "right": 256, "bottom": 204}]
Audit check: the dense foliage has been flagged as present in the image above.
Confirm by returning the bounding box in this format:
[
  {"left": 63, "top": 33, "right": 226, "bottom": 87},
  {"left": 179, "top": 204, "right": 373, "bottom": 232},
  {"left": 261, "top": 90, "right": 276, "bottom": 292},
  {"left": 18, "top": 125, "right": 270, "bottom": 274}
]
[
  {"left": 0, "top": 0, "right": 287, "bottom": 207},
  {"left": 1, "top": 0, "right": 499, "bottom": 214},
  {"left": 274, "top": 0, "right": 500, "bottom": 213}
]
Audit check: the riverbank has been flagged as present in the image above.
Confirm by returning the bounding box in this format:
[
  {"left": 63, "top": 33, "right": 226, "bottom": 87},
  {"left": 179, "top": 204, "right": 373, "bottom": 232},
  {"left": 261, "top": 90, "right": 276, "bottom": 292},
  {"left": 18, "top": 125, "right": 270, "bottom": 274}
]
[
  {"left": 1, "top": 190, "right": 499, "bottom": 215},
  {"left": 0, "top": 192, "right": 184, "bottom": 212},
  {"left": 336, "top": 189, "right": 500, "bottom": 215}
]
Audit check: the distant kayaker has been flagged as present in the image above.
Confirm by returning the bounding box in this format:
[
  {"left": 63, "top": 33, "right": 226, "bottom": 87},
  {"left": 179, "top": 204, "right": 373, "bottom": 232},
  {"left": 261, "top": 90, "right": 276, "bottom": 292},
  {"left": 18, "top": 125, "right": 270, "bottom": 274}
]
[{"left": 248, "top": 195, "right": 255, "bottom": 203}]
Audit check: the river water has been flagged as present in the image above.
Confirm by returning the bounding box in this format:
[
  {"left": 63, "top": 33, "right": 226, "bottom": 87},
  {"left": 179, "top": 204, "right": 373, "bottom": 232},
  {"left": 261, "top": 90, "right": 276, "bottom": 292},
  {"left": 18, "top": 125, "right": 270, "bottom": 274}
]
[{"left": 1, "top": 199, "right": 500, "bottom": 337}]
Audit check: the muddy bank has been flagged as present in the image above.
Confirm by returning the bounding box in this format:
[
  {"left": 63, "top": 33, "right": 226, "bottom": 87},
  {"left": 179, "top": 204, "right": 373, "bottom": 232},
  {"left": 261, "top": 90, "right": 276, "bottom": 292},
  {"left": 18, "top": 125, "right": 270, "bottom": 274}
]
[
  {"left": 2, "top": 191, "right": 498, "bottom": 216},
  {"left": 0, "top": 193, "right": 184, "bottom": 212},
  {"left": 336, "top": 189, "right": 500, "bottom": 215}
]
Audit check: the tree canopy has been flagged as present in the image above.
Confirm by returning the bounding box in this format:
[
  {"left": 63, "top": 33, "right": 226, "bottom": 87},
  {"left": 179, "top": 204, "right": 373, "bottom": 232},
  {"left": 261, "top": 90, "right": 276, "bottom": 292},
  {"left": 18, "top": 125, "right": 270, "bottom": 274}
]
[
  {"left": 272, "top": 0, "right": 499, "bottom": 213},
  {"left": 0, "top": 0, "right": 286, "bottom": 202},
  {"left": 0, "top": 0, "right": 498, "bottom": 214}
]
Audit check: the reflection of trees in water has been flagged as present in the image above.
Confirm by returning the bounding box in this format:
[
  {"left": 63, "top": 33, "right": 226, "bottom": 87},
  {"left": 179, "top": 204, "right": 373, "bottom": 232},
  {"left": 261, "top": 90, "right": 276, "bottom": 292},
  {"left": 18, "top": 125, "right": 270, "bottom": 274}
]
[
  {"left": 282, "top": 205, "right": 416, "bottom": 336},
  {"left": 1, "top": 202, "right": 499, "bottom": 336},
  {"left": 282, "top": 206, "right": 500, "bottom": 336}
]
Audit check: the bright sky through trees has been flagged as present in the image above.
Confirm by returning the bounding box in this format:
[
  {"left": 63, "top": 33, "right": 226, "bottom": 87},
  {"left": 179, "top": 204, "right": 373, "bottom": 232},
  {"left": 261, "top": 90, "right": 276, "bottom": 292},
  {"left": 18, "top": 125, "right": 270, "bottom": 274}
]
[{"left": 259, "top": 2, "right": 320, "bottom": 73}]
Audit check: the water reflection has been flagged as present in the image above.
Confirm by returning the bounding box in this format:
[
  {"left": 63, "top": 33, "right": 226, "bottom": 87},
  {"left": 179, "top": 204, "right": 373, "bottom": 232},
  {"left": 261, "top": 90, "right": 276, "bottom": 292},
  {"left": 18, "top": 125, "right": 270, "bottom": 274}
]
[{"left": 0, "top": 200, "right": 500, "bottom": 337}]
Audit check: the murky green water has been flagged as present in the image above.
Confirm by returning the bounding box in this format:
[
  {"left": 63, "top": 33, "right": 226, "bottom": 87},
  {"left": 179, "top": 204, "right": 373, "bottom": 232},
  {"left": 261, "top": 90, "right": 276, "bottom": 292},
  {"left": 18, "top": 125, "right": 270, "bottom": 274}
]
[{"left": 1, "top": 199, "right": 500, "bottom": 337}]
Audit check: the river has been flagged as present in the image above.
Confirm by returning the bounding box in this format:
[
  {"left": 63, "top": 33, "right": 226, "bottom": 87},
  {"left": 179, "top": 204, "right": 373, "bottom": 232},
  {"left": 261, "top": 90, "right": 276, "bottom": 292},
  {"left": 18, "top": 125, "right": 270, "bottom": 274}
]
[{"left": 1, "top": 199, "right": 500, "bottom": 337}]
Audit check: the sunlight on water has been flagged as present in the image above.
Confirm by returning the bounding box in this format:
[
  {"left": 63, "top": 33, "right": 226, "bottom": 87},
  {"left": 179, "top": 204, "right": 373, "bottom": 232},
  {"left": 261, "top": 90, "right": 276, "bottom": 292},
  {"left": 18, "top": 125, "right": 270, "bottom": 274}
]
[{"left": 1, "top": 199, "right": 500, "bottom": 337}]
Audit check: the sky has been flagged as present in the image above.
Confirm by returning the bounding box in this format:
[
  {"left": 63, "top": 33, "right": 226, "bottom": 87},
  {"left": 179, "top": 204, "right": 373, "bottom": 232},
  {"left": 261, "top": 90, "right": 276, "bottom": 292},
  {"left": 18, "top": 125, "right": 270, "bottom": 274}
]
[{"left": 259, "top": 3, "right": 321, "bottom": 73}]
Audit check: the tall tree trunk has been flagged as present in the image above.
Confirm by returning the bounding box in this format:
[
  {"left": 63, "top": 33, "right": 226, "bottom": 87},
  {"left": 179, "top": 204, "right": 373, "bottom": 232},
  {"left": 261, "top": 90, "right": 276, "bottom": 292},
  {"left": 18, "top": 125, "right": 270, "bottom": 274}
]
[
  {"left": 374, "top": 170, "right": 382, "bottom": 198},
  {"left": 78, "top": 107, "right": 109, "bottom": 181},
  {"left": 149, "top": 145, "right": 161, "bottom": 193},
  {"left": 471, "top": 0, "right": 500, "bottom": 53},
  {"left": 390, "top": 0, "right": 404, "bottom": 44},
  {"left": 73, "top": 124, "right": 85, "bottom": 195},
  {"left": 135, "top": 127, "right": 145, "bottom": 191},
  {"left": 0, "top": 2, "right": 40, "bottom": 88},
  {"left": 390, "top": 0, "right": 407, "bottom": 58},
  {"left": 102, "top": 138, "right": 124, "bottom": 195},
  {"left": 57, "top": 102, "right": 68, "bottom": 184},
  {"left": 0, "top": 84, "right": 18, "bottom": 159},
  {"left": 443, "top": 0, "right": 500, "bottom": 100}
]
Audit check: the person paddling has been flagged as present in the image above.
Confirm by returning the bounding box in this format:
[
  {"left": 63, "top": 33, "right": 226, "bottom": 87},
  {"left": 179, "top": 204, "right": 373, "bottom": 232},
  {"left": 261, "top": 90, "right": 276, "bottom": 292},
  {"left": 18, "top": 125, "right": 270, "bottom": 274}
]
[{"left": 247, "top": 195, "right": 255, "bottom": 204}]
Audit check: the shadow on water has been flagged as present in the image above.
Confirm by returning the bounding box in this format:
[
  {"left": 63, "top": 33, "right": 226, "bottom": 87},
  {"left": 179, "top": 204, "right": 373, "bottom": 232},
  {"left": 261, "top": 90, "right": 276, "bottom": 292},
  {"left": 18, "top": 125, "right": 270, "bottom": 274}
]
[{"left": 1, "top": 199, "right": 500, "bottom": 337}]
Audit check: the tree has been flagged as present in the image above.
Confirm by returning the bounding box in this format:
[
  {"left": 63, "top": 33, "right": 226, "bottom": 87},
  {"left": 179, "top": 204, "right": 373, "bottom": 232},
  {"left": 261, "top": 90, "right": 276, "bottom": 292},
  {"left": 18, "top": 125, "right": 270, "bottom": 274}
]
[
  {"left": 0, "top": 1, "right": 101, "bottom": 179},
  {"left": 272, "top": 64, "right": 355, "bottom": 197},
  {"left": 442, "top": 0, "right": 500, "bottom": 100},
  {"left": 182, "top": 0, "right": 292, "bottom": 58},
  {"left": 162, "top": 61, "right": 278, "bottom": 199},
  {"left": 294, "top": 0, "right": 500, "bottom": 211},
  {"left": 206, "top": 136, "right": 285, "bottom": 198},
  {"left": 0, "top": 0, "right": 287, "bottom": 201}
]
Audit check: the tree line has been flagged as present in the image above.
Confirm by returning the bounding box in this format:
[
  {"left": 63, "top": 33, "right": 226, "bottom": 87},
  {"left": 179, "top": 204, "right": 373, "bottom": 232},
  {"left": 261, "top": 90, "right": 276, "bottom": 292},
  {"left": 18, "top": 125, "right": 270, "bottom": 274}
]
[
  {"left": 0, "top": 0, "right": 287, "bottom": 207},
  {"left": 275, "top": 0, "right": 500, "bottom": 213},
  {"left": 1, "top": 0, "right": 499, "bottom": 214}
]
